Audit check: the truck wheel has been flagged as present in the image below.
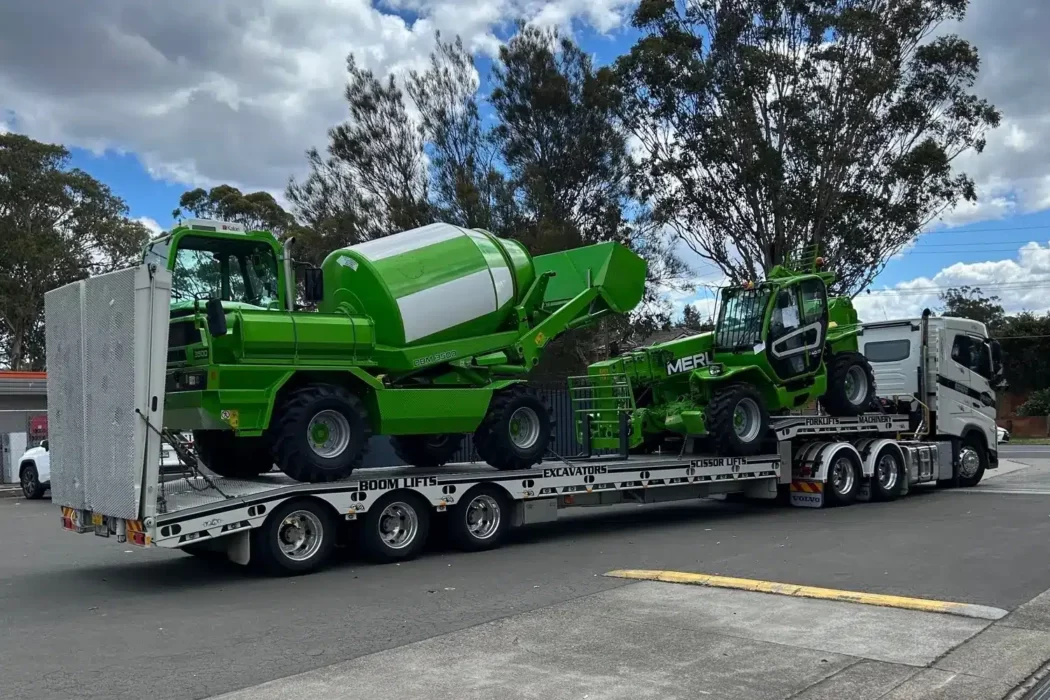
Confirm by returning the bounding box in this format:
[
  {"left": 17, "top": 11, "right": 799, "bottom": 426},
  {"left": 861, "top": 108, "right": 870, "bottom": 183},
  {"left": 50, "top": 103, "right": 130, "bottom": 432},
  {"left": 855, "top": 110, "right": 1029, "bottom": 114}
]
[
  {"left": 192, "top": 431, "right": 273, "bottom": 478},
  {"left": 819, "top": 352, "right": 876, "bottom": 416},
  {"left": 360, "top": 492, "right": 430, "bottom": 563},
  {"left": 450, "top": 485, "right": 510, "bottom": 552},
  {"left": 825, "top": 452, "right": 861, "bottom": 506},
  {"left": 250, "top": 498, "right": 336, "bottom": 575},
  {"left": 270, "top": 384, "right": 371, "bottom": 483},
  {"left": 20, "top": 462, "right": 46, "bottom": 500},
  {"left": 870, "top": 446, "right": 905, "bottom": 501},
  {"left": 707, "top": 384, "right": 770, "bottom": 456},
  {"left": 958, "top": 434, "right": 988, "bottom": 487},
  {"left": 474, "top": 386, "right": 552, "bottom": 471},
  {"left": 390, "top": 434, "right": 464, "bottom": 468}
]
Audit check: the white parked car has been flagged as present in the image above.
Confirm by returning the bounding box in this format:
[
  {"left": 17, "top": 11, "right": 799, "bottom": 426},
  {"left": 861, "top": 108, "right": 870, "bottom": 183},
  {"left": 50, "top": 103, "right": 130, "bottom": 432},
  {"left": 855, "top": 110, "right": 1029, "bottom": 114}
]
[
  {"left": 997, "top": 426, "right": 1010, "bottom": 444},
  {"left": 18, "top": 441, "right": 50, "bottom": 499},
  {"left": 17, "top": 436, "right": 190, "bottom": 500}
]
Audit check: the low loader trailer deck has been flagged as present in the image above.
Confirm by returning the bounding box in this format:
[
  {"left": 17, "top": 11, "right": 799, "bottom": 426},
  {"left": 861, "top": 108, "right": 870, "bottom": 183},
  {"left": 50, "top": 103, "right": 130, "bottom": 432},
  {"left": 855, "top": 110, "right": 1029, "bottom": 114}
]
[{"left": 59, "top": 410, "right": 963, "bottom": 575}]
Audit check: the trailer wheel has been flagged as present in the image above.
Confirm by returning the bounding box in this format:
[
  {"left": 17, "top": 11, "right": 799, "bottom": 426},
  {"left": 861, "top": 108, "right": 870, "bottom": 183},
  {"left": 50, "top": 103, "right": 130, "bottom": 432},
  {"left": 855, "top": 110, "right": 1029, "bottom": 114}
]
[
  {"left": 958, "top": 434, "right": 988, "bottom": 488},
  {"left": 825, "top": 452, "right": 861, "bottom": 507},
  {"left": 450, "top": 485, "right": 510, "bottom": 552},
  {"left": 390, "top": 434, "right": 464, "bottom": 468},
  {"left": 707, "top": 383, "right": 770, "bottom": 456},
  {"left": 19, "top": 462, "right": 46, "bottom": 500},
  {"left": 192, "top": 431, "right": 273, "bottom": 478},
  {"left": 474, "top": 386, "right": 552, "bottom": 471},
  {"left": 360, "top": 492, "right": 430, "bottom": 563},
  {"left": 819, "top": 352, "right": 876, "bottom": 416},
  {"left": 270, "top": 384, "right": 371, "bottom": 483},
  {"left": 250, "top": 498, "right": 336, "bottom": 575},
  {"left": 870, "top": 446, "right": 905, "bottom": 502}
]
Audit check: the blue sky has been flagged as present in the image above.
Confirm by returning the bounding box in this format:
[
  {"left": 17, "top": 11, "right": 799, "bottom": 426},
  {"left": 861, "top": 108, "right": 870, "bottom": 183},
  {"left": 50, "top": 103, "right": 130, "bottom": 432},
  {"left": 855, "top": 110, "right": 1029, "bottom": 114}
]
[{"left": 4, "top": 0, "right": 1049, "bottom": 323}]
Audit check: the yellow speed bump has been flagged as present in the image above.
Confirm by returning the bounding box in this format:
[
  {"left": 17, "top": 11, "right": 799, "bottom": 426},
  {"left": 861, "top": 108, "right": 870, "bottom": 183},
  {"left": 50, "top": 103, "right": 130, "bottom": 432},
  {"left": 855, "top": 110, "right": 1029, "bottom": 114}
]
[{"left": 604, "top": 570, "right": 1008, "bottom": 621}]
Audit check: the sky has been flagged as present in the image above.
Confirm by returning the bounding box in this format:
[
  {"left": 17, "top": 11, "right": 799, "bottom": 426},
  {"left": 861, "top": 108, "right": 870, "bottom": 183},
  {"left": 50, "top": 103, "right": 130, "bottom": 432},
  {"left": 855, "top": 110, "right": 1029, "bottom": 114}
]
[{"left": 2, "top": 0, "right": 1049, "bottom": 324}]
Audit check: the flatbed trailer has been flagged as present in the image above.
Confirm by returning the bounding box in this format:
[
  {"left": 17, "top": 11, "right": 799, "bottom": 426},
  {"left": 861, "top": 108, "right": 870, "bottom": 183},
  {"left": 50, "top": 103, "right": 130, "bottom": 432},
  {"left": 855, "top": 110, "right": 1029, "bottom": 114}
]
[
  {"left": 44, "top": 264, "right": 990, "bottom": 576},
  {"left": 57, "top": 411, "right": 970, "bottom": 575}
]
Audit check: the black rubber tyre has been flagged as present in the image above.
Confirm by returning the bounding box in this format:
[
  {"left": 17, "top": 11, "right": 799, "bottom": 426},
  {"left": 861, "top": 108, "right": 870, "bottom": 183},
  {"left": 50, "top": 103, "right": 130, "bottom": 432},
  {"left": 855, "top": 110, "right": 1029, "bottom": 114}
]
[
  {"left": 870, "top": 446, "right": 905, "bottom": 502},
  {"left": 20, "top": 463, "right": 46, "bottom": 500},
  {"left": 474, "top": 386, "right": 553, "bottom": 471},
  {"left": 630, "top": 434, "right": 666, "bottom": 455},
  {"left": 824, "top": 449, "right": 861, "bottom": 507},
  {"left": 390, "top": 434, "right": 464, "bottom": 468},
  {"left": 706, "top": 383, "right": 770, "bottom": 457},
  {"left": 269, "top": 384, "right": 371, "bottom": 483},
  {"left": 192, "top": 430, "right": 273, "bottom": 478},
  {"left": 250, "top": 498, "right": 336, "bottom": 575},
  {"left": 819, "top": 352, "right": 877, "bottom": 416},
  {"left": 449, "top": 485, "right": 511, "bottom": 552},
  {"left": 360, "top": 492, "right": 430, "bottom": 563},
  {"left": 958, "top": 433, "right": 988, "bottom": 488}
]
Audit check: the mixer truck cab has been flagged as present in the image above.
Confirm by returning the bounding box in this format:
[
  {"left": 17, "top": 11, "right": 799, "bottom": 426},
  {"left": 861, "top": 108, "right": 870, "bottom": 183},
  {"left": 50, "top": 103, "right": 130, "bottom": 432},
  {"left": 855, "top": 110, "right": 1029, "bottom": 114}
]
[{"left": 143, "top": 219, "right": 646, "bottom": 484}]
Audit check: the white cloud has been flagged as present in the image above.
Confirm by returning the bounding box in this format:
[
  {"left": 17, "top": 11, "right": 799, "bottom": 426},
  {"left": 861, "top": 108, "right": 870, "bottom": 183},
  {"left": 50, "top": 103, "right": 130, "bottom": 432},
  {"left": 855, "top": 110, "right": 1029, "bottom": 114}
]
[
  {"left": 0, "top": 0, "right": 636, "bottom": 196},
  {"left": 135, "top": 216, "right": 165, "bottom": 236},
  {"left": 854, "top": 241, "right": 1050, "bottom": 322},
  {"left": 930, "top": 1, "right": 1050, "bottom": 226}
]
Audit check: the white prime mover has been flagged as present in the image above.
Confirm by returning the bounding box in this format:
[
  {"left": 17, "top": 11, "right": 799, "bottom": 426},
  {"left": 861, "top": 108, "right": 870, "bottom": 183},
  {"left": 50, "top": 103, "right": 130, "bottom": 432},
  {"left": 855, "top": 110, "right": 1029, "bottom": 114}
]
[{"left": 43, "top": 266, "right": 1003, "bottom": 575}]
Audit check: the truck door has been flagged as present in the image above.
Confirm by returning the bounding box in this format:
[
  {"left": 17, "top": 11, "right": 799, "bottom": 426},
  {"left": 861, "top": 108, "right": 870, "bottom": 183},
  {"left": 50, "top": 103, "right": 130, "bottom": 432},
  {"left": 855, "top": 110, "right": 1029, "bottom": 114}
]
[
  {"left": 942, "top": 332, "right": 997, "bottom": 444},
  {"left": 767, "top": 279, "right": 827, "bottom": 381}
]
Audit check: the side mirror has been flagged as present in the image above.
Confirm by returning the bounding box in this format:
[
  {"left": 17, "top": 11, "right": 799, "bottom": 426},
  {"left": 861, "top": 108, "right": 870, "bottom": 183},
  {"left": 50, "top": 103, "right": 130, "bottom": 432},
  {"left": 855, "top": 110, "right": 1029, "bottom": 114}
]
[
  {"left": 303, "top": 268, "right": 324, "bottom": 304},
  {"left": 41, "top": 440, "right": 49, "bottom": 451},
  {"left": 206, "top": 298, "right": 228, "bottom": 337}
]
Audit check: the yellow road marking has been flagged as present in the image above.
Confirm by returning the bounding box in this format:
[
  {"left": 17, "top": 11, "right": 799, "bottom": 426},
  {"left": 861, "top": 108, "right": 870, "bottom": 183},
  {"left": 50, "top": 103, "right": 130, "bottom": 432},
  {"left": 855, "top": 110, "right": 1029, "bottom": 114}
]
[{"left": 604, "top": 569, "right": 1008, "bottom": 621}]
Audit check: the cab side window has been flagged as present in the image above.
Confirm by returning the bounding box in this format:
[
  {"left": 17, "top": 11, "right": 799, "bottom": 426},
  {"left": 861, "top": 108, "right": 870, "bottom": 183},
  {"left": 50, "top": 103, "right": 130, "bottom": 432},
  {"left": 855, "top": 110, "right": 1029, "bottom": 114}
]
[{"left": 952, "top": 334, "right": 992, "bottom": 380}]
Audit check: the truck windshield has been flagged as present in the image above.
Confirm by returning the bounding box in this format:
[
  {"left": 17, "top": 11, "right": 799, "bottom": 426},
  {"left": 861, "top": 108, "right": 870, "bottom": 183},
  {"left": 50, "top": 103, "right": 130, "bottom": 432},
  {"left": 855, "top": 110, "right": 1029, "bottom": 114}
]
[
  {"left": 169, "top": 238, "right": 280, "bottom": 308},
  {"left": 716, "top": 287, "right": 771, "bottom": 350}
]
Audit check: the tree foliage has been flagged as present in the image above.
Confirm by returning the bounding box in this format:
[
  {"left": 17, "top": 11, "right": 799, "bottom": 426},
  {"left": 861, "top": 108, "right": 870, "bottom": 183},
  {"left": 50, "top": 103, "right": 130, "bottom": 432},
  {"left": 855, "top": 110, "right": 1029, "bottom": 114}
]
[
  {"left": 0, "top": 133, "right": 149, "bottom": 369},
  {"left": 1017, "top": 388, "right": 1050, "bottom": 417},
  {"left": 618, "top": 0, "right": 1000, "bottom": 293},
  {"left": 286, "top": 27, "right": 688, "bottom": 373},
  {"left": 174, "top": 185, "right": 297, "bottom": 236},
  {"left": 939, "top": 285, "right": 1005, "bottom": 329}
]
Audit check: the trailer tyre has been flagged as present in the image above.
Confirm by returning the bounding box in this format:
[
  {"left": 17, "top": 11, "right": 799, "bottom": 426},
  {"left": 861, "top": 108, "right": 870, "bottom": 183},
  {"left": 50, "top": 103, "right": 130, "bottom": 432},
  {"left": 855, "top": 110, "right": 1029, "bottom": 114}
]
[
  {"left": 707, "top": 383, "right": 770, "bottom": 457},
  {"left": 192, "top": 431, "right": 273, "bottom": 478},
  {"left": 390, "top": 434, "right": 464, "bottom": 468},
  {"left": 819, "top": 352, "right": 877, "bottom": 417},
  {"left": 360, "top": 492, "right": 430, "bottom": 563},
  {"left": 825, "top": 451, "right": 862, "bottom": 507},
  {"left": 270, "top": 384, "right": 371, "bottom": 483},
  {"left": 250, "top": 498, "right": 336, "bottom": 575},
  {"left": 450, "top": 485, "right": 510, "bottom": 552},
  {"left": 19, "top": 462, "right": 46, "bottom": 500},
  {"left": 474, "top": 387, "right": 553, "bottom": 471},
  {"left": 870, "top": 446, "right": 905, "bottom": 502}
]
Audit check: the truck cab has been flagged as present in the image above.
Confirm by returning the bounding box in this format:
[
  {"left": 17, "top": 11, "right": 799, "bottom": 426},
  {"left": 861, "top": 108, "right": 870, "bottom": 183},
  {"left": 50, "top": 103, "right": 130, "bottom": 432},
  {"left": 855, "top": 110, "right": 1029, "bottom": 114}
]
[{"left": 862, "top": 312, "right": 1003, "bottom": 485}]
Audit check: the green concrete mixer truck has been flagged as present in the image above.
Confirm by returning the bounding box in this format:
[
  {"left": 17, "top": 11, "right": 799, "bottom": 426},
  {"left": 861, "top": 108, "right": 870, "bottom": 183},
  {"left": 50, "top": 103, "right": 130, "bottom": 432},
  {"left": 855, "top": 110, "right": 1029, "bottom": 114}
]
[{"left": 148, "top": 220, "right": 646, "bottom": 483}]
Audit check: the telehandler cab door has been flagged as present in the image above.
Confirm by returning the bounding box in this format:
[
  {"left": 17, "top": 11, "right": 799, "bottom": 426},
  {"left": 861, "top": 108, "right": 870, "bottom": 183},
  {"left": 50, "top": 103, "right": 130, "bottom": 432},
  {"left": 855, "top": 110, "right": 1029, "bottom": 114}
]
[{"left": 767, "top": 278, "right": 828, "bottom": 381}]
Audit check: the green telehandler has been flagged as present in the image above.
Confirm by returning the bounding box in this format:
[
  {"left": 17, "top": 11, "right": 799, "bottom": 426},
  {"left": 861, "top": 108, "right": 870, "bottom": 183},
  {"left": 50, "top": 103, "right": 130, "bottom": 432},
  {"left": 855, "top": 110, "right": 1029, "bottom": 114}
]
[
  {"left": 150, "top": 220, "right": 646, "bottom": 483},
  {"left": 577, "top": 254, "right": 876, "bottom": 456}
]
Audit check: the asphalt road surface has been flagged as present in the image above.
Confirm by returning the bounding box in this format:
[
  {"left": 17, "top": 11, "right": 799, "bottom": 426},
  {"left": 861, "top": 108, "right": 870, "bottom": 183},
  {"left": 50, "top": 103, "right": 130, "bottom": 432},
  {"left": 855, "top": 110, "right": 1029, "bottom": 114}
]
[{"left": 3, "top": 464, "right": 1050, "bottom": 700}]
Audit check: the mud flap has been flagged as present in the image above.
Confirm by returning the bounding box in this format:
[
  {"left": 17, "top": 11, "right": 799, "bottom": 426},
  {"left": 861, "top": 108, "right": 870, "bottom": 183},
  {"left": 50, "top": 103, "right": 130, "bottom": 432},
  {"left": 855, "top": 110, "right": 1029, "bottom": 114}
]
[{"left": 790, "top": 480, "right": 824, "bottom": 508}]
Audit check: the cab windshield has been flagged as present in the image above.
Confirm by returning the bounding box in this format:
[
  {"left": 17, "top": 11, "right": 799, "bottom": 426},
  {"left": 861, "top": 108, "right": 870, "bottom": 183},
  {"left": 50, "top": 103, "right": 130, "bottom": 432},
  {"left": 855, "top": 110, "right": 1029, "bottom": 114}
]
[
  {"left": 715, "top": 286, "right": 772, "bottom": 350},
  {"left": 159, "top": 236, "right": 280, "bottom": 308}
]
